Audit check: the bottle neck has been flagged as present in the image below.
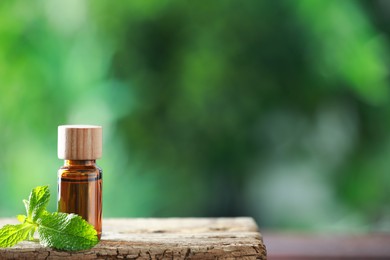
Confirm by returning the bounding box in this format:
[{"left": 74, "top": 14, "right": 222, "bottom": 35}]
[{"left": 64, "top": 160, "right": 96, "bottom": 166}]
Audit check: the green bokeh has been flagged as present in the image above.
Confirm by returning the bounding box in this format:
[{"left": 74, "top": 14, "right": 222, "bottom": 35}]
[{"left": 1, "top": 0, "right": 390, "bottom": 231}]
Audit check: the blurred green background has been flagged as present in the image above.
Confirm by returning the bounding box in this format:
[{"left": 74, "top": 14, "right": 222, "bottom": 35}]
[{"left": 1, "top": 0, "right": 390, "bottom": 231}]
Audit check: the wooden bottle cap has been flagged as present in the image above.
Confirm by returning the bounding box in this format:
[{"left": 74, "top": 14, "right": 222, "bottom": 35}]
[{"left": 58, "top": 125, "right": 102, "bottom": 160}]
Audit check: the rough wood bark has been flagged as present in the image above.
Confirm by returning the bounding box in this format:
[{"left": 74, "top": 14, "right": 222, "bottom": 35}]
[{"left": 0, "top": 217, "right": 266, "bottom": 260}]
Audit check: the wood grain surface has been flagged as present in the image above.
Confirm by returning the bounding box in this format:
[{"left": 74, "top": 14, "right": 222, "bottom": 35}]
[{"left": 0, "top": 217, "right": 266, "bottom": 260}]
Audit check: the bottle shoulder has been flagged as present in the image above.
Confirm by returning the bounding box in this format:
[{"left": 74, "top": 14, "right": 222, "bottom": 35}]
[
  {"left": 59, "top": 164, "right": 102, "bottom": 171},
  {"left": 58, "top": 165, "right": 102, "bottom": 178}
]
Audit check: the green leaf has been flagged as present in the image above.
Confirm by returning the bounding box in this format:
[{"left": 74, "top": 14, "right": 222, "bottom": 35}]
[
  {"left": 17, "top": 215, "right": 26, "bottom": 223},
  {"left": 23, "top": 200, "right": 29, "bottom": 216},
  {"left": 27, "top": 226, "right": 37, "bottom": 241},
  {"left": 0, "top": 224, "right": 36, "bottom": 248},
  {"left": 0, "top": 185, "right": 99, "bottom": 250},
  {"left": 37, "top": 212, "right": 98, "bottom": 251},
  {"left": 26, "top": 186, "right": 50, "bottom": 222}
]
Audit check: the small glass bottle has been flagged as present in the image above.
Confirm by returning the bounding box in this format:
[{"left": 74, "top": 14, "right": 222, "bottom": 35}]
[{"left": 57, "top": 125, "right": 103, "bottom": 240}]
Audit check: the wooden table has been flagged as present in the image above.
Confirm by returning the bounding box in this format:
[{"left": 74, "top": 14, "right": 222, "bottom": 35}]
[
  {"left": 0, "top": 217, "right": 266, "bottom": 259},
  {"left": 2, "top": 217, "right": 389, "bottom": 259}
]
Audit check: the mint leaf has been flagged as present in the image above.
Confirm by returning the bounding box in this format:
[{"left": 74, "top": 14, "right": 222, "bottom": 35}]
[
  {"left": 0, "top": 224, "right": 36, "bottom": 248},
  {"left": 17, "top": 215, "right": 26, "bottom": 224},
  {"left": 26, "top": 186, "right": 50, "bottom": 222},
  {"left": 38, "top": 212, "right": 98, "bottom": 251},
  {"left": 16, "top": 215, "right": 37, "bottom": 241},
  {"left": 0, "top": 185, "right": 99, "bottom": 251},
  {"left": 23, "top": 200, "right": 29, "bottom": 216}
]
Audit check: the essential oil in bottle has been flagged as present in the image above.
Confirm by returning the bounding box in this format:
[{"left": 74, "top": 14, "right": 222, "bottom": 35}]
[{"left": 57, "top": 125, "right": 103, "bottom": 240}]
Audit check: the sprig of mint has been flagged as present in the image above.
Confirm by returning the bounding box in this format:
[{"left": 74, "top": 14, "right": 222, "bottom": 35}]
[{"left": 0, "top": 186, "right": 99, "bottom": 251}]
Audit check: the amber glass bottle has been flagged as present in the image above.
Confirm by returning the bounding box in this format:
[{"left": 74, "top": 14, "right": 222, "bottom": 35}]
[{"left": 57, "top": 125, "right": 103, "bottom": 239}]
